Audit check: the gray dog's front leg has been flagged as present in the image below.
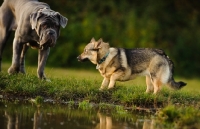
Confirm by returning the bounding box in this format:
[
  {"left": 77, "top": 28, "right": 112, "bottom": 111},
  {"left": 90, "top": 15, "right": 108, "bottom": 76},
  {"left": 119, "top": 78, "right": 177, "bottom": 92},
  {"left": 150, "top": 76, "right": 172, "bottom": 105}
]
[
  {"left": 8, "top": 38, "right": 23, "bottom": 74},
  {"left": 0, "top": 57, "right": 2, "bottom": 71},
  {"left": 37, "top": 47, "right": 50, "bottom": 81},
  {"left": 19, "top": 44, "right": 29, "bottom": 73}
]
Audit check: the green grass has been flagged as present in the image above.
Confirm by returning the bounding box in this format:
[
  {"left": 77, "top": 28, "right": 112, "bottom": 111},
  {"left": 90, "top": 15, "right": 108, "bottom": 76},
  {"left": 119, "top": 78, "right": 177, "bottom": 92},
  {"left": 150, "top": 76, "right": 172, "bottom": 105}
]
[
  {"left": 2, "top": 62, "right": 200, "bottom": 92},
  {"left": 1, "top": 64, "right": 200, "bottom": 108},
  {"left": 1, "top": 63, "right": 200, "bottom": 128},
  {"left": 156, "top": 105, "right": 200, "bottom": 128},
  {"left": 1, "top": 63, "right": 200, "bottom": 105}
]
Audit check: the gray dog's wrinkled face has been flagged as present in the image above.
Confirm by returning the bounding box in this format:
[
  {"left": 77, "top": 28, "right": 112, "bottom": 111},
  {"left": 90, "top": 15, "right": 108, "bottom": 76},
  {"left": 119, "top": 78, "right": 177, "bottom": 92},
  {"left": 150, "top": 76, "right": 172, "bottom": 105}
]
[
  {"left": 30, "top": 8, "right": 68, "bottom": 49},
  {"left": 36, "top": 16, "right": 59, "bottom": 49}
]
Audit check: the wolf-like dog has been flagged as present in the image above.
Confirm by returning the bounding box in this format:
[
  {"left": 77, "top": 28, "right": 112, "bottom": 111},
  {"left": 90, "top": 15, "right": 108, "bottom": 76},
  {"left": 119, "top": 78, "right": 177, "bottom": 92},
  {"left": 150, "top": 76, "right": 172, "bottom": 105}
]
[{"left": 77, "top": 38, "right": 186, "bottom": 94}]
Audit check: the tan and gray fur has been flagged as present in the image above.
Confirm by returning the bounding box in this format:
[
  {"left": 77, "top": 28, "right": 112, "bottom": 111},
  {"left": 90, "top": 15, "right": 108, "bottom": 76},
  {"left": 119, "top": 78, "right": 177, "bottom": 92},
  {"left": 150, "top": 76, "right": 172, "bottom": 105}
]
[{"left": 77, "top": 38, "right": 186, "bottom": 94}]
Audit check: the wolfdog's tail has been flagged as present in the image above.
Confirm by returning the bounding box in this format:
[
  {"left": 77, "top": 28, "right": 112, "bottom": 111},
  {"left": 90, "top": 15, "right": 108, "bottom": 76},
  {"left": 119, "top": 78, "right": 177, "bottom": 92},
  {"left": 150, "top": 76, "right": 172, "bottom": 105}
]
[
  {"left": 164, "top": 52, "right": 187, "bottom": 89},
  {"left": 153, "top": 49, "right": 187, "bottom": 89},
  {"left": 167, "top": 78, "right": 187, "bottom": 90}
]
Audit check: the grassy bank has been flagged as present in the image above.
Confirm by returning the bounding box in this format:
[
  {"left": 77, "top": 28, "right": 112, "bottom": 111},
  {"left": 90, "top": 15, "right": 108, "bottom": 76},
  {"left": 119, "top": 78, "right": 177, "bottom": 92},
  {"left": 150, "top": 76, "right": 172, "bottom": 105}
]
[
  {"left": 0, "top": 67, "right": 200, "bottom": 108},
  {"left": 1, "top": 64, "right": 200, "bottom": 128},
  {"left": 1, "top": 63, "right": 200, "bottom": 107}
]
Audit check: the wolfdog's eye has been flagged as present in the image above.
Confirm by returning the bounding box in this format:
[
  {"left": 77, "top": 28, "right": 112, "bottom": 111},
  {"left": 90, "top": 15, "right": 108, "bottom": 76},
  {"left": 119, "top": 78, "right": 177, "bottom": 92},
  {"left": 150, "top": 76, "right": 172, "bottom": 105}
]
[{"left": 84, "top": 49, "right": 88, "bottom": 53}]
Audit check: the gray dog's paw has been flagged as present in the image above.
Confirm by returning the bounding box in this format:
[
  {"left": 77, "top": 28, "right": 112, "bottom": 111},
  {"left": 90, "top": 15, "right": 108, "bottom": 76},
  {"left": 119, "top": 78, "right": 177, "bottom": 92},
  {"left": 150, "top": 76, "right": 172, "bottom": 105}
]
[
  {"left": 41, "top": 77, "right": 51, "bottom": 82},
  {"left": 8, "top": 67, "right": 19, "bottom": 74},
  {"left": 45, "top": 78, "right": 51, "bottom": 82},
  {"left": 19, "top": 67, "right": 26, "bottom": 74}
]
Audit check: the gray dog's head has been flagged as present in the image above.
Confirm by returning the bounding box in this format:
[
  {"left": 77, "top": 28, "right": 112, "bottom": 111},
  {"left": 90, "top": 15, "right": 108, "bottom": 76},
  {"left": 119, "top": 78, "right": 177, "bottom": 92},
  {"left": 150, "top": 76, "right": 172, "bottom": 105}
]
[{"left": 30, "top": 8, "right": 68, "bottom": 49}]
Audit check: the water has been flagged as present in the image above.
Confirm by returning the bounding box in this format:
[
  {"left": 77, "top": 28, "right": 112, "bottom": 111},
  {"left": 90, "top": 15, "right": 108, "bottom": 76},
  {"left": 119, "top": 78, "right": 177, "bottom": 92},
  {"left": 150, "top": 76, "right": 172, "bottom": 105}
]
[{"left": 0, "top": 101, "right": 156, "bottom": 129}]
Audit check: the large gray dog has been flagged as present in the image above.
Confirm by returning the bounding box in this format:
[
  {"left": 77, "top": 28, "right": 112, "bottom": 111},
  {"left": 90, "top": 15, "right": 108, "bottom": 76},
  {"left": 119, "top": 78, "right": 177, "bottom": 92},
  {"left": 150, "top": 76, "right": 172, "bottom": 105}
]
[{"left": 0, "top": 0, "right": 68, "bottom": 80}]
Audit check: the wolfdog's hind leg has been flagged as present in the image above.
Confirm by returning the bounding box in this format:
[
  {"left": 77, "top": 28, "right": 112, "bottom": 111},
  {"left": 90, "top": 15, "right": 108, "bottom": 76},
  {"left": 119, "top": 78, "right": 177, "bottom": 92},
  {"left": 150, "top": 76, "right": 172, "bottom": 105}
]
[
  {"left": 152, "top": 79, "right": 162, "bottom": 94},
  {"left": 145, "top": 75, "right": 154, "bottom": 93}
]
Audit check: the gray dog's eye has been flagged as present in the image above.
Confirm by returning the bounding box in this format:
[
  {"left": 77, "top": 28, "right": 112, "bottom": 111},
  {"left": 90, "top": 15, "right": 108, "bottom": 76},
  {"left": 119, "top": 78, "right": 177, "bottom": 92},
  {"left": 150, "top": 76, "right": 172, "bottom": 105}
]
[
  {"left": 42, "top": 24, "right": 48, "bottom": 29},
  {"left": 53, "top": 24, "right": 59, "bottom": 28}
]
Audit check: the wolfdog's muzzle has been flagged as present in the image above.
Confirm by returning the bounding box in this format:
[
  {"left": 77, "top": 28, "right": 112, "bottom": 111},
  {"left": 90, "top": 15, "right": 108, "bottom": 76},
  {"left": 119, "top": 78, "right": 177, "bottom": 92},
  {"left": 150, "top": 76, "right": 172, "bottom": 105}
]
[{"left": 77, "top": 55, "right": 89, "bottom": 62}]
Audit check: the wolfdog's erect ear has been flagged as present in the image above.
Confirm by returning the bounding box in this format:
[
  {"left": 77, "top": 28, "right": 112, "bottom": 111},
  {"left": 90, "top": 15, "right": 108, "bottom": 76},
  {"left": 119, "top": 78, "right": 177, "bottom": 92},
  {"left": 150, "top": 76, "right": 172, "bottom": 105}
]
[
  {"left": 93, "top": 38, "right": 103, "bottom": 49},
  {"left": 97, "top": 38, "right": 103, "bottom": 43},
  {"left": 90, "top": 37, "right": 96, "bottom": 43}
]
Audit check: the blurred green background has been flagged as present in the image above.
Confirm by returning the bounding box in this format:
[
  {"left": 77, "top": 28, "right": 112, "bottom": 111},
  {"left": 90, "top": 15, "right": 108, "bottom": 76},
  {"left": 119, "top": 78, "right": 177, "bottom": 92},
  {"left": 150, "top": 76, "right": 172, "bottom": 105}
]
[{"left": 1, "top": 0, "right": 200, "bottom": 77}]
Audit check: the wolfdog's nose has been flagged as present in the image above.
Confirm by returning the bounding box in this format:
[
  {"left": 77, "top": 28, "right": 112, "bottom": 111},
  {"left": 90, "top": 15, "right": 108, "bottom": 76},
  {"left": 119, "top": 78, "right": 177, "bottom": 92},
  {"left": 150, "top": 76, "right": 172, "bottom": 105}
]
[{"left": 77, "top": 56, "right": 81, "bottom": 61}]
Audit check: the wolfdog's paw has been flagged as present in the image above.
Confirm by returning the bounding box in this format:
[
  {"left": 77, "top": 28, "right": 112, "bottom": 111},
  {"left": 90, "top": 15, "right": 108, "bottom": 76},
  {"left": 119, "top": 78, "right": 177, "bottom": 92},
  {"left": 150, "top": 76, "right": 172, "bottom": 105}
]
[
  {"left": 107, "top": 87, "right": 117, "bottom": 92},
  {"left": 99, "top": 87, "right": 105, "bottom": 91},
  {"left": 145, "top": 90, "right": 154, "bottom": 94}
]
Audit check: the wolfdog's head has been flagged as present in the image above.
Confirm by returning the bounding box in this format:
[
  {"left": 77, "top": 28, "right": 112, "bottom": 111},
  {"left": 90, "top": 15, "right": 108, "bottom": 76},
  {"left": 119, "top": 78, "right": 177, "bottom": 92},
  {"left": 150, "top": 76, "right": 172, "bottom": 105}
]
[{"left": 77, "top": 38, "right": 110, "bottom": 64}]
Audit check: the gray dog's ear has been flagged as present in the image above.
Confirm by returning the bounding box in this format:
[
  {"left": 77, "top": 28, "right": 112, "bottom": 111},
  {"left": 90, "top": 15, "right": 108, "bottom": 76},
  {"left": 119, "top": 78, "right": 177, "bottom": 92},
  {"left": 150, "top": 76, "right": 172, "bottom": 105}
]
[
  {"left": 30, "top": 13, "right": 37, "bottom": 29},
  {"left": 56, "top": 12, "right": 68, "bottom": 28},
  {"left": 30, "top": 12, "right": 42, "bottom": 29}
]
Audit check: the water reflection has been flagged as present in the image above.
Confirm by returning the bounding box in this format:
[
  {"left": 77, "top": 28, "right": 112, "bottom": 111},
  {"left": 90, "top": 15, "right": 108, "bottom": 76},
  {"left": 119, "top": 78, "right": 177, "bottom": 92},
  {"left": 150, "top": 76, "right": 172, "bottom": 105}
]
[
  {"left": 4, "top": 111, "right": 19, "bottom": 129},
  {"left": 95, "top": 113, "right": 112, "bottom": 129},
  {"left": 33, "top": 109, "right": 42, "bottom": 129},
  {"left": 142, "top": 119, "right": 155, "bottom": 129},
  {"left": 0, "top": 102, "right": 158, "bottom": 129}
]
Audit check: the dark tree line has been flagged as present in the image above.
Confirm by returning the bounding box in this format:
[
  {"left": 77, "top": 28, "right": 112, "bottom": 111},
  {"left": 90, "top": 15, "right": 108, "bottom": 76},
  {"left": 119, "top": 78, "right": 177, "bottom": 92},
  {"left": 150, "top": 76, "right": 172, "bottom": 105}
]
[{"left": 1, "top": 0, "right": 200, "bottom": 77}]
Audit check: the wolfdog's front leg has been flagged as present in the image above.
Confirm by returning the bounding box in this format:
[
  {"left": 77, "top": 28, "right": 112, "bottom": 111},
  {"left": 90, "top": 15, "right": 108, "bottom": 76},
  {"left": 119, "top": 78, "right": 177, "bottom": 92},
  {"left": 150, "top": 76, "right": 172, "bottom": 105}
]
[
  {"left": 100, "top": 77, "right": 110, "bottom": 90},
  {"left": 108, "top": 79, "right": 116, "bottom": 89},
  {"left": 108, "top": 72, "right": 123, "bottom": 89}
]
